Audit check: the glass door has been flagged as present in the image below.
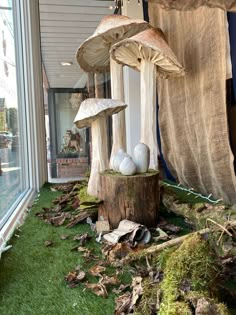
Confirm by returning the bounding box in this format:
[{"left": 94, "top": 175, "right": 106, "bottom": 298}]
[{"left": 48, "top": 89, "right": 90, "bottom": 179}]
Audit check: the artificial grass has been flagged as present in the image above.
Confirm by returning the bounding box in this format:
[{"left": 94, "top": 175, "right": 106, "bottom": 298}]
[
  {"left": 0, "top": 184, "right": 118, "bottom": 315},
  {"left": 0, "top": 182, "right": 235, "bottom": 314}
]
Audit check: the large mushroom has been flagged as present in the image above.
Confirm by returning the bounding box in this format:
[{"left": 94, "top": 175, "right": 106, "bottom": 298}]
[
  {"left": 76, "top": 15, "right": 150, "bottom": 157},
  {"left": 74, "top": 98, "right": 127, "bottom": 196},
  {"left": 111, "top": 27, "right": 185, "bottom": 170}
]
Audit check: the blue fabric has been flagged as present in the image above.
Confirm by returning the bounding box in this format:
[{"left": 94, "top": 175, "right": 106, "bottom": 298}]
[
  {"left": 142, "top": 0, "right": 175, "bottom": 181},
  {"left": 228, "top": 13, "right": 236, "bottom": 101}
]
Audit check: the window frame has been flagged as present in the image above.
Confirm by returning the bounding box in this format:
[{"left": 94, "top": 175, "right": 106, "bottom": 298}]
[{"left": 0, "top": 0, "right": 46, "bottom": 253}]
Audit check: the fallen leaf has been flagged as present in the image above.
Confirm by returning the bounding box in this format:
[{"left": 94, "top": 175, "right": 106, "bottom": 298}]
[
  {"left": 89, "top": 264, "right": 106, "bottom": 276},
  {"left": 60, "top": 234, "right": 69, "bottom": 240},
  {"left": 85, "top": 282, "right": 108, "bottom": 298},
  {"left": 50, "top": 187, "right": 57, "bottom": 192},
  {"left": 99, "top": 274, "right": 119, "bottom": 286},
  {"left": 65, "top": 270, "right": 86, "bottom": 288},
  {"left": 107, "top": 243, "right": 133, "bottom": 263},
  {"left": 112, "top": 284, "right": 130, "bottom": 295},
  {"left": 161, "top": 223, "right": 182, "bottom": 233},
  {"left": 77, "top": 271, "right": 86, "bottom": 281},
  {"left": 44, "top": 240, "right": 53, "bottom": 247},
  {"left": 153, "top": 228, "right": 169, "bottom": 242},
  {"left": 115, "top": 292, "right": 132, "bottom": 314},
  {"left": 131, "top": 276, "right": 143, "bottom": 306},
  {"left": 73, "top": 233, "right": 92, "bottom": 246}
]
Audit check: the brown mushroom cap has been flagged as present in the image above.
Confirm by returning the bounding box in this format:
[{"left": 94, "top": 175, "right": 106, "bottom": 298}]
[
  {"left": 76, "top": 15, "right": 150, "bottom": 73},
  {"left": 74, "top": 98, "right": 127, "bottom": 128},
  {"left": 110, "top": 28, "right": 185, "bottom": 78}
]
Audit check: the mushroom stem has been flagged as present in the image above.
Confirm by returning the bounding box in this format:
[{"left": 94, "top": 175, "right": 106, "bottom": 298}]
[
  {"left": 110, "top": 57, "right": 126, "bottom": 158},
  {"left": 88, "top": 117, "right": 109, "bottom": 196},
  {"left": 140, "top": 60, "right": 159, "bottom": 170}
]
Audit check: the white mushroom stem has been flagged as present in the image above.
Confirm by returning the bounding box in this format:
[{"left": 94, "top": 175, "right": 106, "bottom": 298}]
[
  {"left": 140, "top": 60, "right": 159, "bottom": 170},
  {"left": 87, "top": 117, "right": 109, "bottom": 196},
  {"left": 110, "top": 57, "right": 126, "bottom": 159}
]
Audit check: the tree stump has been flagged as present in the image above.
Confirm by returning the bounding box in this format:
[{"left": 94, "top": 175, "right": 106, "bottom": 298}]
[{"left": 98, "top": 170, "right": 159, "bottom": 228}]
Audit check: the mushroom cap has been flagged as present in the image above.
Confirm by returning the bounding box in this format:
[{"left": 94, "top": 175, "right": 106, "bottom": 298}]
[
  {"left": 76, "top": 15, "right": 150, "bottom": 73},
  {"left": 110, "top": 27, "right": 185, "bottom": 78},
  {"left": 74, "top": 98, "right": 127, "bottom": 128}
]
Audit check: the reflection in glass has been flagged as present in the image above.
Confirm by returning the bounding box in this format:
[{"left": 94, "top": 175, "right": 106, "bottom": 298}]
[{"left": 0, "top": 0, "right": 23, "bottom": 221}]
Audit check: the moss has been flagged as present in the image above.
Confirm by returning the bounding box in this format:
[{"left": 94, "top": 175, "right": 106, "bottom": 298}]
[
  {"left": 160, "top": 301, "right": 192, "bottom": 315},
  {"left": 78, "top": 186, "right": 101, "bottom": 204},
  {"left": 100, "top": 169, "right": 159, "bottom": 178},
  {"left": 159, "top": 234, "right": 218, "bottom": 314}
]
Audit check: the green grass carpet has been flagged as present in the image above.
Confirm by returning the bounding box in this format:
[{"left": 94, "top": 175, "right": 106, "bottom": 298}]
[{"left": 0, "top": 184, "right": 117, "bottom": 315}]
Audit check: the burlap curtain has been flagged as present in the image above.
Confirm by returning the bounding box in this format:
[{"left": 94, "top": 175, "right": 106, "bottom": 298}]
[
  {"left": 148, "top": 0, "right": 236, "bottom": 12},
  {"left": 149, "top": 4, "right": 236, "bottom": 203}
]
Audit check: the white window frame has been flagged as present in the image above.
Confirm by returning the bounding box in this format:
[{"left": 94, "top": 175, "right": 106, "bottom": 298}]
[{"left": 0, "top": 0, "right": 47, "bottom": 256}]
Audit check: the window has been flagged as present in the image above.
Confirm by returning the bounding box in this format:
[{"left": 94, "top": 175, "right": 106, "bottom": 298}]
[
  {"left": 0, "top": 0, "right": 28, "bottom": 226},
  {"left": 0, "top": 0, "right": 46, "bottom": 241}
]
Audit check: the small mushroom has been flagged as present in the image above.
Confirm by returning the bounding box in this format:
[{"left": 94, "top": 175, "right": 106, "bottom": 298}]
[
  {"left": 76, "top": 15, "right": 150, "bottom": 158},
  {"left": 111, "top": 27, "right": 185, "bottom": 170},
  {"left": 74, "top": 98, "right": 127, "bottom": 196}
]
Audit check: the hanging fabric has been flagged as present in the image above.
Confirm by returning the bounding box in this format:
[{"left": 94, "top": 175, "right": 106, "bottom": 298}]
[
  {"left": 148, "top": 0, "right": 236, "bottom": 11},
  {"left": 149, "top": 4, "right": 236, "bottom": 203}
]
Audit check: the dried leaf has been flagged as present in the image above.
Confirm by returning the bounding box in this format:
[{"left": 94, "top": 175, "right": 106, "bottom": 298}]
[
  {"left": 161, "top": 223, "right": 182, "bottom": 233},
  {"left": 44, "top": 240, "right": 53, "bottom": 247},
  {"left": 65, "top": 270, "right": 86, "bottom": 288},
  {"left": 50, "top": 187, "right": 57, "bottom": 192},
  {"left": 89, "top": 264, "right": 106, "bottom": 276},
  {"left": 77, "top": 271, "right": 86, "bottom": 281},
  {"left": 85, "top": 282, "right": 108, "bottom": 298},
  {"left": 153, "top": 228, "right": 169, "bottom": 242},
  {"left": 60, "top": 234, "right": 69, "bottom": 240},
  {"left": 107, "top": 243, "right": 133, "bottom": 263},
  {"left": 131, "top": 276, "right": 143, "bottom": 306},
  {"left": 73, "top": 233, "right": 91, "bottom": 246},
  {"left": 99, "top": 274, "right": 120, "bottom": 286},
  {"left": 115, "top": 292, "right": 132, "bottom": 314},
  {"left": 112, "top": 284, "right": 130, "bottom": 295}
]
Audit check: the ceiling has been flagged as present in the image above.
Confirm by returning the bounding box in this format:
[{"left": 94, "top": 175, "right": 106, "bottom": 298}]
[{"left": 39, "top": 0, "right": 114, "bottom": 89}]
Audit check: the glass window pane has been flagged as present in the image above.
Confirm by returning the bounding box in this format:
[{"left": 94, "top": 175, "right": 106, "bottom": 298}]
[
  {"left": 0, "top": 0, "right": 25, "bottom": 221},
  {"left": 47, "top": 91, "right": 90, "bottom": 179}
]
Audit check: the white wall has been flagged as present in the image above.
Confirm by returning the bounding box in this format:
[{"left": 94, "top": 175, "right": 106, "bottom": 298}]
[{"left": 122, "top": 0, "right": 143, "bottom": 158}]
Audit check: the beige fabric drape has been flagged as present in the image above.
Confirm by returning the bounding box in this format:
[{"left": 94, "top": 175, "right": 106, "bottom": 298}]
[
  {"left": 149, "top": 4, "right": 236, "bottom": 203},
  {"left": 148, "top": 0, "right": 236, "bottom": 12}
]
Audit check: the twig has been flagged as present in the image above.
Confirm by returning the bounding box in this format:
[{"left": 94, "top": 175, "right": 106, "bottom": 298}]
[
  {"left": 206, "top": 218, "right": 232, "bottom": 237},
  {"left": 125, "top": 228, "right": 210, "bottom": 264}
]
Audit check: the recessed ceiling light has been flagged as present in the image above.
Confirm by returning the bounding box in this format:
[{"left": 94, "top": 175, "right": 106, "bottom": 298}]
[{"left": 60, "top": 61, "right": 73, "bottom": 66}]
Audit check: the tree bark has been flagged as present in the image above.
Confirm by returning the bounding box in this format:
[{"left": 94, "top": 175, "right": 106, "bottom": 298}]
[{"left": 98, "top": 171, "right": 159, "bottom": 228}]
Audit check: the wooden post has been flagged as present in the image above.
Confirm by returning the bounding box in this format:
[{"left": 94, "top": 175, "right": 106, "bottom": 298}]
[{"left": 98, "top": 171, "right": 159, "bottom": 228}]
